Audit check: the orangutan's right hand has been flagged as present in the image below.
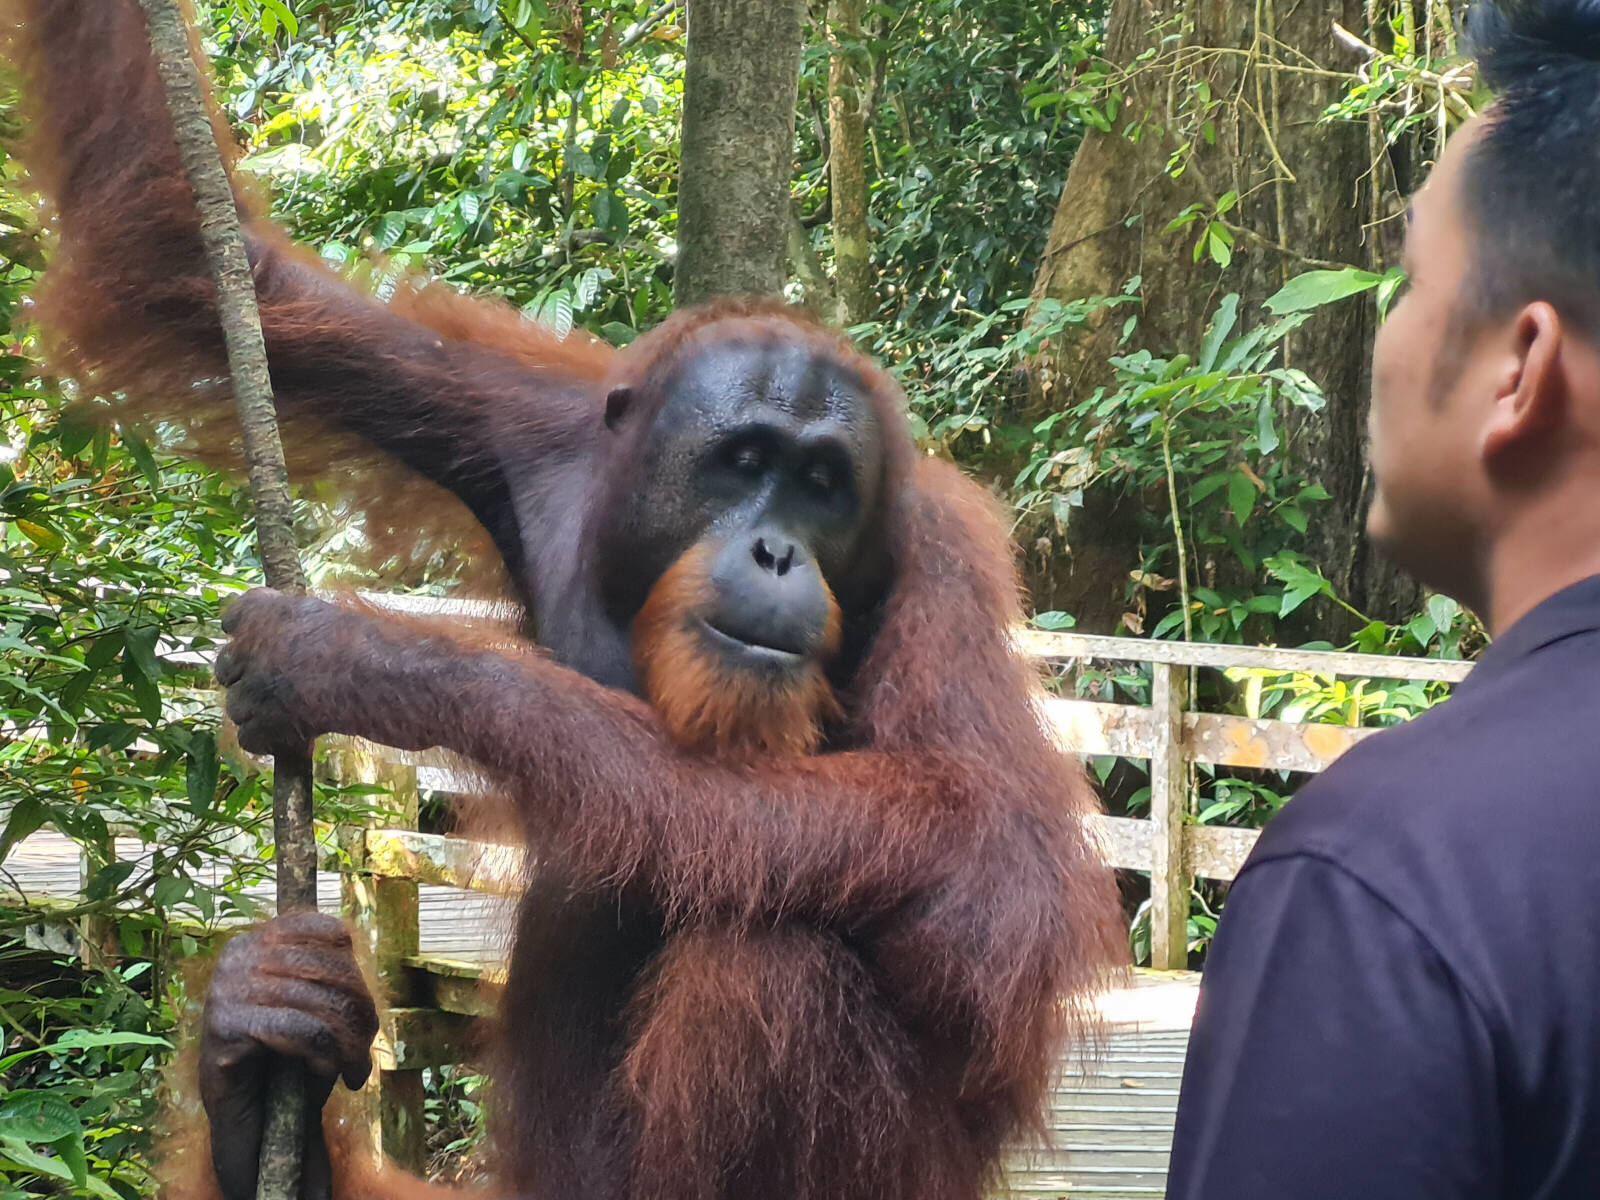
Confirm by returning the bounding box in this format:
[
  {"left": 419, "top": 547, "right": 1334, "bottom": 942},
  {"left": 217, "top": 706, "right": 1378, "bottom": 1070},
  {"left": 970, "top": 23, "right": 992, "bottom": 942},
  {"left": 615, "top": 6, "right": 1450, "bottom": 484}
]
[{"left": 199, "top": 912, "right": 379, "bottom": 1200}]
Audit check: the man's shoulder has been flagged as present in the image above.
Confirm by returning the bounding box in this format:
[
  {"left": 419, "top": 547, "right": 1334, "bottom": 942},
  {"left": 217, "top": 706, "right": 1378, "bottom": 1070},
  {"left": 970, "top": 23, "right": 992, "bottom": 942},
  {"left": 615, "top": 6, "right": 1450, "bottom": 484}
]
[
  {"left": 1247, "top": 692, "right": 1480, "bottom": 866},
  {"left": 1239, "top": 650, "right": 1600, "bottom": 969},
  {"left": 1241, "top": 653, "right": 1599, "bottom": 886}
]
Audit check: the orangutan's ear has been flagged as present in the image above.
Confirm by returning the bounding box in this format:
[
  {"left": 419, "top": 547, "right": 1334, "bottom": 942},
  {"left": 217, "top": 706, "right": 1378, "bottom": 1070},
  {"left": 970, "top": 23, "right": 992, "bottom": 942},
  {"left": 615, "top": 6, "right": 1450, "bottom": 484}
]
[{"left": 604, "top": 386, "right": 633, "bottom": 432}]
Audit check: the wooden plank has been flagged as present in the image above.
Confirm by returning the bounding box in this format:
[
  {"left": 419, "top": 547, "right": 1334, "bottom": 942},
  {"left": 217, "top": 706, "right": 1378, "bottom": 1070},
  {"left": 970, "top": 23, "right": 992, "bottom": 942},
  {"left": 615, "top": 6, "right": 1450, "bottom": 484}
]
[
  {"left": 1046, "top": 697, "right": 1379, "bottom": 772},
  {"left": 1040, "top": 697, "right": 1156, "bottom": 758},
  {"left": 364, "top": 829, "right": 525, "bottom": 894},
  {"left": 1087, "top": 815, "right": 1153, "bottom": 872},
  {"left": 1186, "top": 712, "right": 1373, "bottom": 773},
  {"left": 1092, "top": 812, "right": 1261, "bottom": 882},
  {"left": 1020, "top": 629, "right": 1472, "bottom": 683},
  {"left": 373, "top": 1006, "right": 481, "bottom": 1072},
  {"left": 1147, "top": 663, "right": 1189, "bottom": 972},
  {"left": 1186, "top": 825, "right": 1260, "bottom": 882}
]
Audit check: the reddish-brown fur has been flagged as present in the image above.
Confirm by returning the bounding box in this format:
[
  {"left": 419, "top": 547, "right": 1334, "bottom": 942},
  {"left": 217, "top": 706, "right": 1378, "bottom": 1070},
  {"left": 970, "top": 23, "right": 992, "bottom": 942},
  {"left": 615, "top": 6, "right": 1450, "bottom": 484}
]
[
  {"left": 1, "top": 3, "right": 1127, "bottom": 1199},
  {"left": 633, "top": 542, "right": 843, "bottom": 757}
]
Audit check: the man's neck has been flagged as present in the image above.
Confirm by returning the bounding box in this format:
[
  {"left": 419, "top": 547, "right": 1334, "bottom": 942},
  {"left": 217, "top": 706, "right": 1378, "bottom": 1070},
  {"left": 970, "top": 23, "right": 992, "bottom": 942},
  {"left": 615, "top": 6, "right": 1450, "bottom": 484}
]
[{"left": 1483, "top": 504, "right": 1600, "bottom": 637}]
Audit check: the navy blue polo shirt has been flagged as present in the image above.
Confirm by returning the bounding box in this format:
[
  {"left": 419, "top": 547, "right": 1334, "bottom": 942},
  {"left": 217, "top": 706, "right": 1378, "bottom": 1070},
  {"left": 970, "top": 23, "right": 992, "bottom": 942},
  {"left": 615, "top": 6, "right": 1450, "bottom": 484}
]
[{"left": 1169, "top": 575, "right": 1600, "bottom": 1199}]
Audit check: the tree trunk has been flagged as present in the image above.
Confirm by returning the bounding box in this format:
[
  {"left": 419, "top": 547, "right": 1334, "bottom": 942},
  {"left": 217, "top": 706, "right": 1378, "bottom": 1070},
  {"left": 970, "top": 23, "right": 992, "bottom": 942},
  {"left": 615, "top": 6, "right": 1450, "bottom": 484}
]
[
  {"left": 1027, "top": 0, "right": 1422, "bottom": 629},
  {"left": 826, "top": 0, "right": 871, "bottom": 325},
  {"left": 675, "top": 0, "right": 805, "bottom": 306}
]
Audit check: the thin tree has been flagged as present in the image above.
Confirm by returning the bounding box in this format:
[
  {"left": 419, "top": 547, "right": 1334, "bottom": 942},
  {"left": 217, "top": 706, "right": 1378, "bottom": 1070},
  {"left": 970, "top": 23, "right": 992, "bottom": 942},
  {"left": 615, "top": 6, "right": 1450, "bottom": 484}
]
[
  {"left": 136, "top": 3, "right": 316, "bottom": 1199},
  {"left": 826, "top": 0, "right": 871, "bottom": 324}
]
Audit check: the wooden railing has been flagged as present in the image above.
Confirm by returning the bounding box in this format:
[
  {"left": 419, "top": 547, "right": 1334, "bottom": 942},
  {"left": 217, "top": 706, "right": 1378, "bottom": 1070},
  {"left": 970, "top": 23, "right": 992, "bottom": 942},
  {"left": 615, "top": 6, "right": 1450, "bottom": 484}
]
[
  {"left": 1022, "top": 632, "right": 1469, "bottom": 970},
  {"left": 5, "top": 632, "right": 1473, "bottom": 1169}
]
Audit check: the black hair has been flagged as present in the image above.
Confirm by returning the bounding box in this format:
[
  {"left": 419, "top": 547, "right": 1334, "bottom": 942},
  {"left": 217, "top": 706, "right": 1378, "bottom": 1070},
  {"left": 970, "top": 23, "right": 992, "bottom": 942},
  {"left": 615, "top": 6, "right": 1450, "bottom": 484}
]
[{"left": 1463, "top": 1, "right": 1600, "bottom": 330}]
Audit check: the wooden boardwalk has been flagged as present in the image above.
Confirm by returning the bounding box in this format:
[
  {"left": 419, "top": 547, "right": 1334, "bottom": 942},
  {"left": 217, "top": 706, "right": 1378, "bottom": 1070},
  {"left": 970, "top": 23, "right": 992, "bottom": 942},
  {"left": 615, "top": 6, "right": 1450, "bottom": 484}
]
[{"left": 4, "top": 830, "right": 1195, "bottom": 1197}]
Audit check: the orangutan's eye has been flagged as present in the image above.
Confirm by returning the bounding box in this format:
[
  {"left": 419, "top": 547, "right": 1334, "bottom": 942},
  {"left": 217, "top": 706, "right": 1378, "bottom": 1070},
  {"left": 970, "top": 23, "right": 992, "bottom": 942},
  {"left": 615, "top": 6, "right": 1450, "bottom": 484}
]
[
  {"left": 731, "top": 444, "right": 766, "bottom": 475},
  {"left": 804, "top": 463, "right": 833, "bottom": 493}
]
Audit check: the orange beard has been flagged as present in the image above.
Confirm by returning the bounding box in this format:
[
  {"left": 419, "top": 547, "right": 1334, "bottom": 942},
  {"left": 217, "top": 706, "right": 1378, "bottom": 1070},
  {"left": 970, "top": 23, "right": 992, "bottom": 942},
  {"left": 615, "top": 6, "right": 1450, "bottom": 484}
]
[{"left": 632, "top": 544, "right": 842, "bottom": 759}]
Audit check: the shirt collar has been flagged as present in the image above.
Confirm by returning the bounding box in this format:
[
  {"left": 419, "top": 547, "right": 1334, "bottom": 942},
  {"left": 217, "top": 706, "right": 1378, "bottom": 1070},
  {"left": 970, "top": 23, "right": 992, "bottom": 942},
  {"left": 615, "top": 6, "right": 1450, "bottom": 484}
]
[{"left": 1460, "top": 573, "right": 1600, "bottom": 693}]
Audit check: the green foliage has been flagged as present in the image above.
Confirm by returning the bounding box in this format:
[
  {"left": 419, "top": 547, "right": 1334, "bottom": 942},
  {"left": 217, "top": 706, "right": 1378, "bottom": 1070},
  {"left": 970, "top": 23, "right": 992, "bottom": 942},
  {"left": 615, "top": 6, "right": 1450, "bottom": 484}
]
[
  {"left": 217, "top": 0, "right": 685, "bottom": 340},
  {"left": 1015, "top": 291, "right": 1329, "bottom": 640}
]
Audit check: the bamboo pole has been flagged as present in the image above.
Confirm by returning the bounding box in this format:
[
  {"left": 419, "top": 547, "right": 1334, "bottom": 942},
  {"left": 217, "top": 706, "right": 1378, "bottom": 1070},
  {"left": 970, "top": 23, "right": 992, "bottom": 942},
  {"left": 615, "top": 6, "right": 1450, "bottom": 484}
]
[{"left": 136, "top": 4, "right": 316, "bottom": 1199}]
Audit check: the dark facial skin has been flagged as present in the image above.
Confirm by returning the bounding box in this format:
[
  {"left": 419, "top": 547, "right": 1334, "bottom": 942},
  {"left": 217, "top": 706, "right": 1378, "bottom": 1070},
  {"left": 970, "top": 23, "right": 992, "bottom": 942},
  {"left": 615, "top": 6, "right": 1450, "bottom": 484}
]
[{"left": 595, "top": 335, "right": 886, "bottom": 671}]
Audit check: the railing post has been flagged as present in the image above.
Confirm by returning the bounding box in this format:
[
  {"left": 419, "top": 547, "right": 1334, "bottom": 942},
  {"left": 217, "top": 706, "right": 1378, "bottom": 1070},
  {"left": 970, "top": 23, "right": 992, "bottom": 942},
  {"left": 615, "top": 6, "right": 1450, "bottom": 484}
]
[
  {"left": 333, "top": 743, "right": 425, "bottom": 1171},
  {"left": 1148, "top": 662, "right": 1191, "bottom": 971},
  {"left": 78, "top": 828, "right": 117, "bottom": 970}
]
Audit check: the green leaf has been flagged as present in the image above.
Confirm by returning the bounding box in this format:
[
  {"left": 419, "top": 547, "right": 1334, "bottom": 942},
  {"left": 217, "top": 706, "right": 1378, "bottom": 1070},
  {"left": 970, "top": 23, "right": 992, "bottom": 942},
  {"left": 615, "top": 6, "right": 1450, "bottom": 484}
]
[
  {"left": 84, "top": 631, "right": 125, "bottom": 670},
  {"left": 84, "top": 861, "right": 136, "bottom": 903},
  {"left": 1264, "top": 268, "right": 1385, "bottom": 315},
  {"left": 50, "top": 1030, "right": 171, "bottom": 1052},
  {"left": 1197, "top": 294, "right": 1239, "bottom": 373},
  {"left": 1228, "top": 467, "right": 1256, "bottom": 528},
  {"left": 0, "top": 1095, "right": 81, "bottom": 1144},
  {"left": 186, "top": 729, "right": 219, "bottom": 814},
  {"left": 1206, "top": 224, "right": 1233, "bottom": 269},
  {"left": 1256, "top": 392, "right": 1280, "bottom": 455},
  {"left": 1191, "top": 472, "right": 1232, "bottom": 503},
  {"left": 1030, "top": 611, "right": 1077, "bottom": 631},
  {"left": 0, "top": 797, "right": 48, "bottom": 866},
  {"left": 0, "top": 1138, "right": 73, "bottom": 1182},
  {"left": 55, "top": 411, "right": 96, "bottom": 457},
  {"left": 50, "top": 1133, "right": 86, "bottom": 1189},
  {"left": 120, "top": 432, "right": 162, "bottom": 488},
  {"left": 1409, "top": 611, "right": 1437, "bottom": 646},
  {"left": 153, "top": 873, "right": 190, "bottom": 910},
  {"left": 261, "top": 0, "right": 299, "bottom": 37},
  {"left": 566, "top": 147, "right": 597, "bottom": 179},
  {"left": 1151, "top": 609, "right": 1188, "bottom": 639},
  {"left": 122, "top": 624, "right": 160, "bottom": 682},
  {"left": 1427, "top": 594, "right": 1459, "bottom": 634},
  {"left": 1280, "top": 586, "right": 1322, "bottom": 618}
]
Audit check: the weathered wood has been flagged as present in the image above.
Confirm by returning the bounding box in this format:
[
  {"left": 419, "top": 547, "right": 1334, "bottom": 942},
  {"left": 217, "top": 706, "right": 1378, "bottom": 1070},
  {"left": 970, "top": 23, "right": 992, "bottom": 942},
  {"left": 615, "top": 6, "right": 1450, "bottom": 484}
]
[
  {"left": 1021, "top": 629, "right": 1472, "bottom": 684},
  {"left": 77, "top": 829, "right": 117, "bottom": 970},
  {"left": 1093, "top": 810, "right": 1266, "bottom": 883},
  {"left": 1186, "top": 825, "right": 1261, "bottom": 882},
  {"left": 1042, "top": 696, "right": 1380, "bottom": 772},
  {"left": 331, "top": 744, "right": 422, "bottom": 1165},
  {"left": 1039, "top": 698, "right": 1156, "bottom": 758},
  {"left": 365, "top": 829, "right": 526, "bottom": 894},
  {"left": 1147, "top": 663, "right": 1190, "bottom": 971},
  {"left": 377, "top": 1069, "right": 426, "bottom": 1174},
  {"left": 373, "top": 1007, "right": 480, "bottom": 1072},
  {"left": 1087, "top": 815, "right": 1155, "bottom": 872},
  {"left": 1186, "top": 711, "right": 1374, "bottom": 773}
]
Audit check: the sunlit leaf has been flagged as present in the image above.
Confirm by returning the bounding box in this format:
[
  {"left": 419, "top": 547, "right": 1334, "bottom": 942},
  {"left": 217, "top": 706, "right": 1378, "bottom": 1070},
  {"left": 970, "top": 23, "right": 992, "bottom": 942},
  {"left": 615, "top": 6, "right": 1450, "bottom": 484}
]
[{"left": 1265, "top": 268, "right": 1386, "bottom": 315}]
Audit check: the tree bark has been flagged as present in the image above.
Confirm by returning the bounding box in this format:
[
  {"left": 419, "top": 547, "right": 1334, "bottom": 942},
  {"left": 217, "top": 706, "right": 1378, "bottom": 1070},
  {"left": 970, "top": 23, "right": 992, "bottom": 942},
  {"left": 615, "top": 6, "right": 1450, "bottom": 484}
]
[
  {"left": 136, "top": 4, "right": 317, "bottom": 1199},
  {"left": 1027, "top": 0, "right": 1422, "bottom": 628},
  {"left": 826, "top": 0, "right": 871, "bottom": 324},
  {"left": 675, "top": 0, "right": 806, "bottom": 306}
]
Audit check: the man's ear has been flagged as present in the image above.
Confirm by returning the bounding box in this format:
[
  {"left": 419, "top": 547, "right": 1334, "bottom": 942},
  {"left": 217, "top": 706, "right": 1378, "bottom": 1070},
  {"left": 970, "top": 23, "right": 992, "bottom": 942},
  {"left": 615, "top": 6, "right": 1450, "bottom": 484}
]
[
  {"left": 1483, "top": 301, "right": 1566, "bottom": 461},
  {"left": 604, "top": 386, "right": 633, "bottom": 432}
]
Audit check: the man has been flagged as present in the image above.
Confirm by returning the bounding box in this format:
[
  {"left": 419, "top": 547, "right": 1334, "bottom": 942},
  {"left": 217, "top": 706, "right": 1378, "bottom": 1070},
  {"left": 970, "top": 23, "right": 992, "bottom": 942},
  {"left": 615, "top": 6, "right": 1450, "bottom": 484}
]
[{"left": 1168, "top": 3, "right": 1600, "bottom": 1197}]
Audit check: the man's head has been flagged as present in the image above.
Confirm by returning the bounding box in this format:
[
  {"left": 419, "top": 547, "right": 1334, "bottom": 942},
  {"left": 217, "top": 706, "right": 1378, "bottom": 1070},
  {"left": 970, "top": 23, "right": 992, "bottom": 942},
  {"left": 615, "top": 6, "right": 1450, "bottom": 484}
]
[{"left": 1368, "top": 0, "right": 1600, "bottom": 627}]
